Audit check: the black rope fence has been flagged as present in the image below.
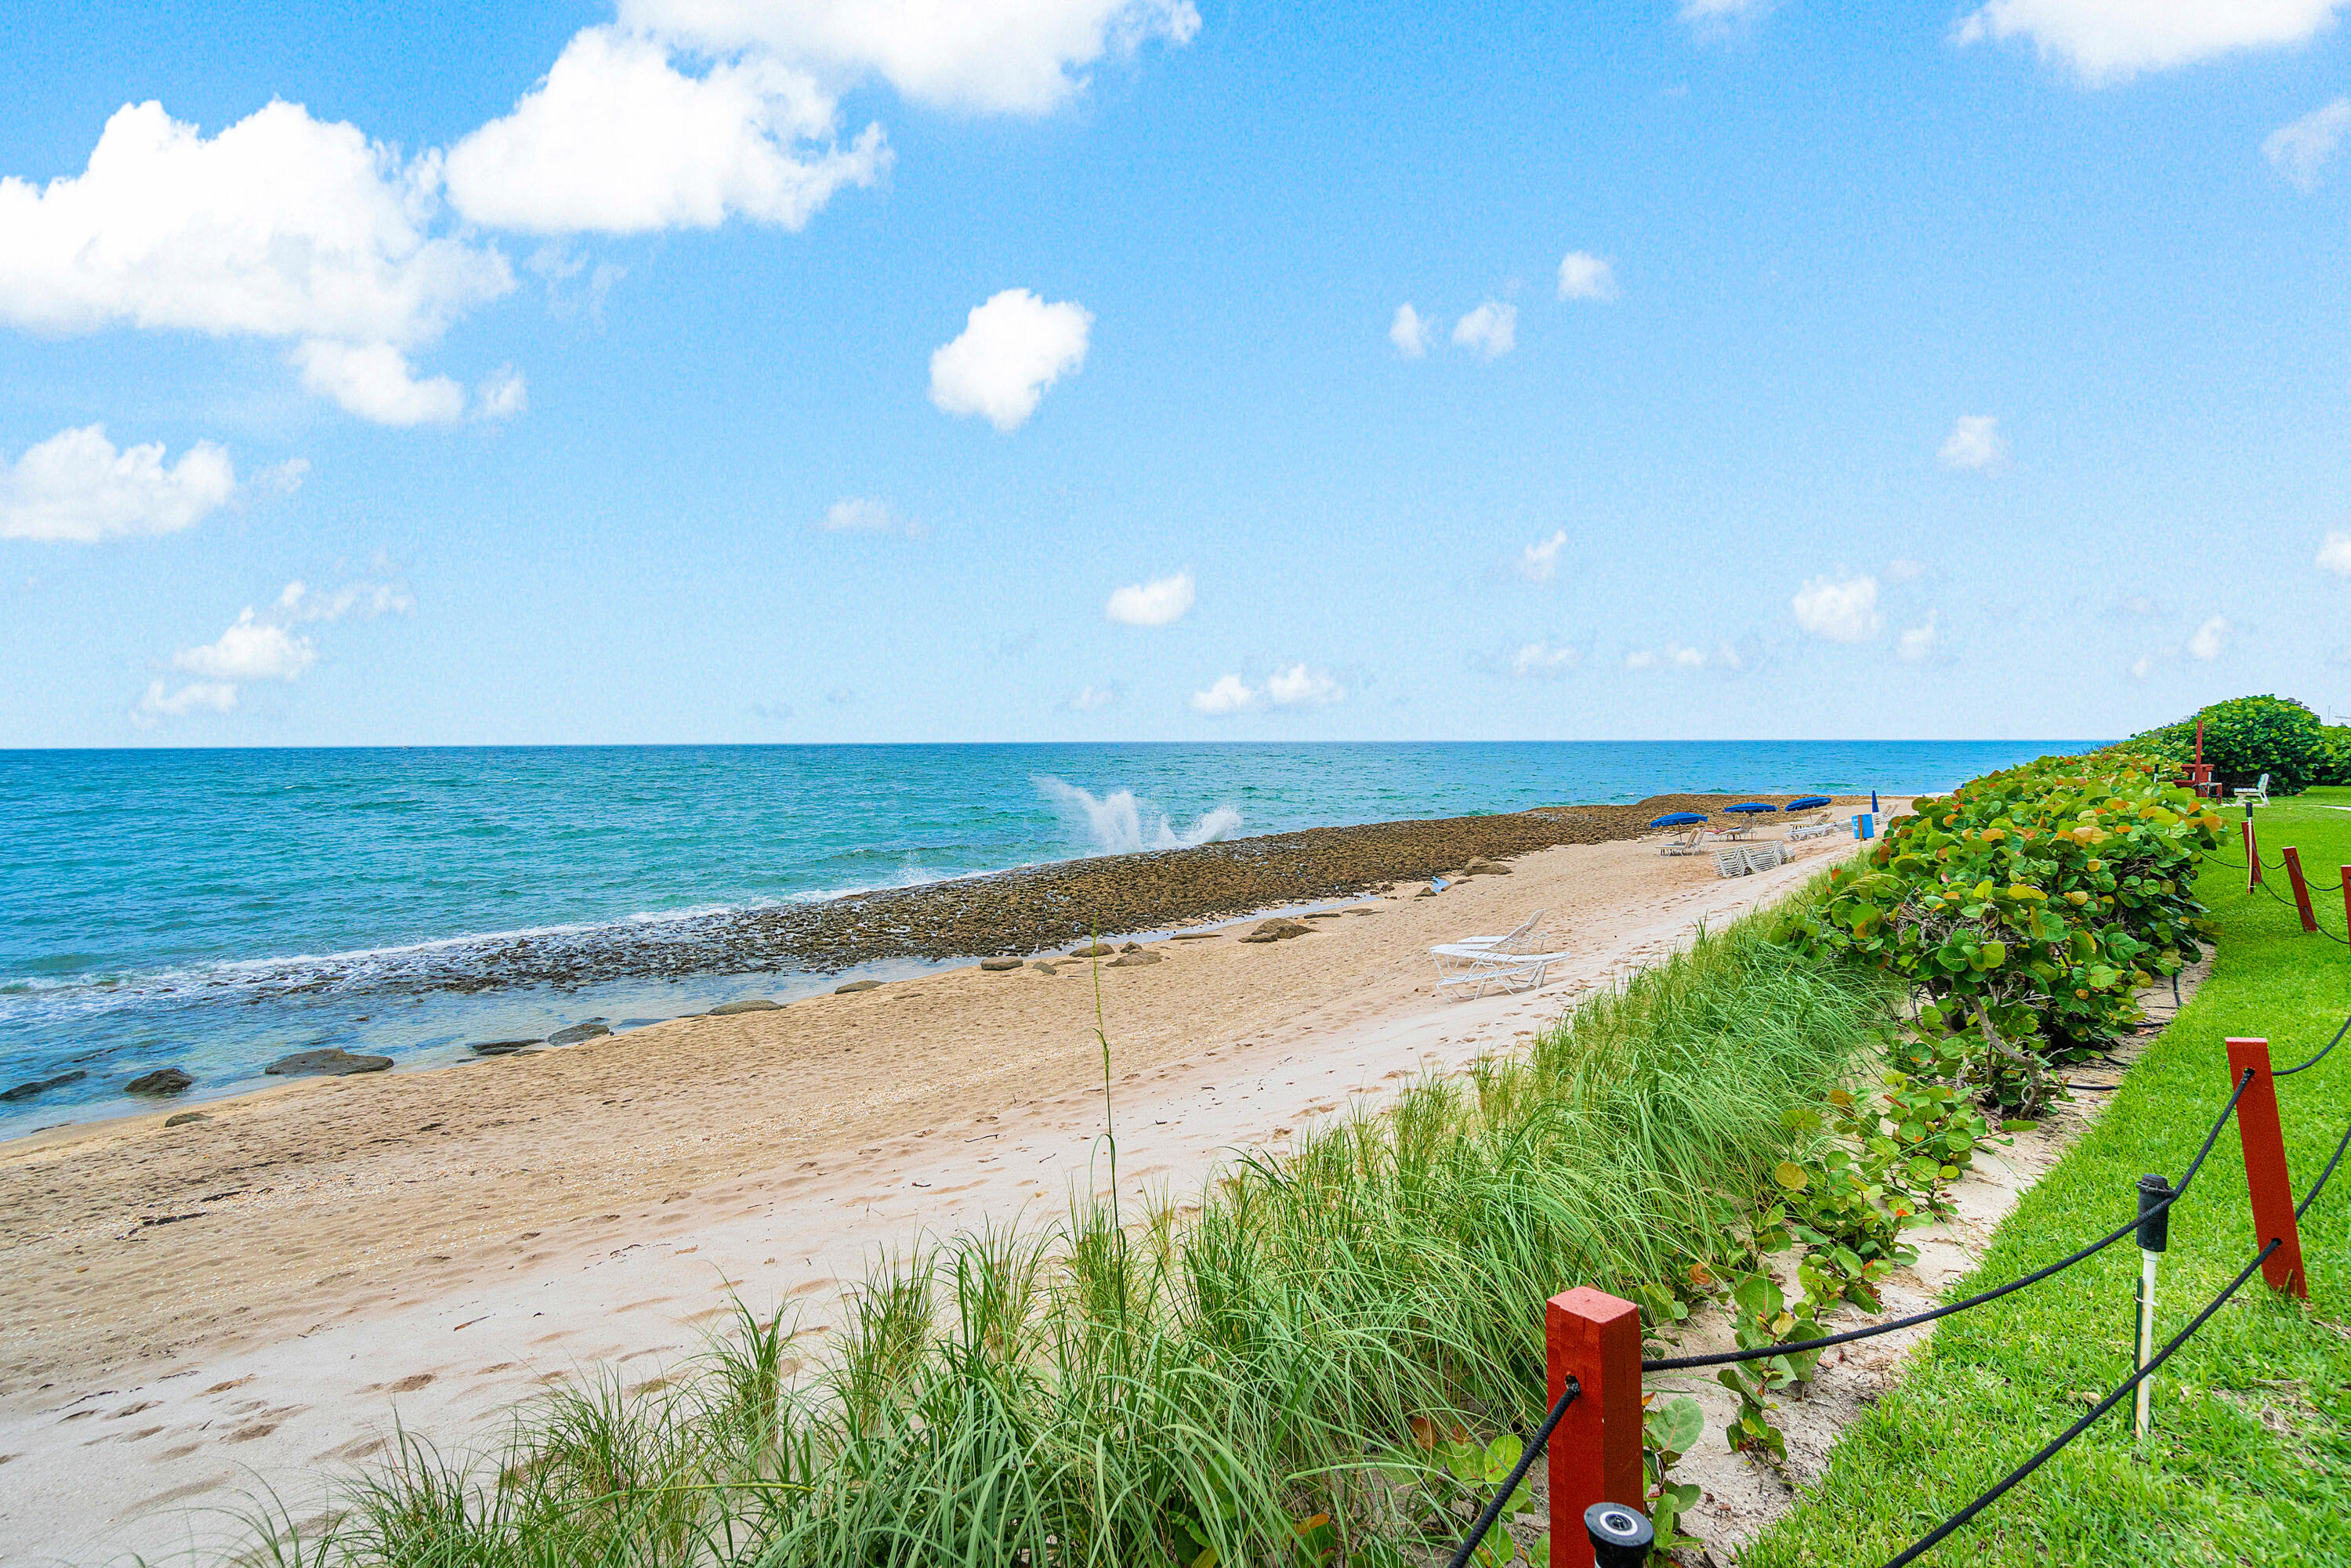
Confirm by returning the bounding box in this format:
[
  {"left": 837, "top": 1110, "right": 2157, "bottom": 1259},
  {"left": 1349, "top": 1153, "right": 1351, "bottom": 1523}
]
[
  {"left": 1440, "top": 1377, "right": 1578, "bottom": 1568},
  {"left": 2277, "top": 1013, "right": 2351, "bottom": 1079}
]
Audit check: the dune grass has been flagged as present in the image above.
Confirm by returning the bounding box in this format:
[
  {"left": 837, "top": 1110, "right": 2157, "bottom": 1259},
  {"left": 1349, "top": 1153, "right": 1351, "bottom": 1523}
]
[
  {"left": 242, "top": 896, "right": 1900, "bottom": 1568},
  {"left": 1741, "top": 791, "right": 2351, "bottom": 1567}
]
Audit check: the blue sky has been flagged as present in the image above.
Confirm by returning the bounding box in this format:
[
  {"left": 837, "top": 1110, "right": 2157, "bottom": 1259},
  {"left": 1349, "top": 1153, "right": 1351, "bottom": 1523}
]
[{"left": 4, "top": 0, "right": 2350, "bottom": 746}]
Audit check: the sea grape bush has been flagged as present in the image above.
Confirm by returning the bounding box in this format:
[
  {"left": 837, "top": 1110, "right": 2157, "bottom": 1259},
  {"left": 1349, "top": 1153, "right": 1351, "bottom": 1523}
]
[{"left": 2134, "top": 693, "right": 2327, "bottom": 795}]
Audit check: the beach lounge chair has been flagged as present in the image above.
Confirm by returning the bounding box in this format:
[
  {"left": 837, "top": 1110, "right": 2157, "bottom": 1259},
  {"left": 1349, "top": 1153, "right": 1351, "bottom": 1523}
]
[
  {"left": 1712, "top": 844, "right": 1751, "bottom": 878},
  {"left": 1741, "top": 841, "right": 1785, "bottom": 873},
  {"left": 2234, "top": 773, "right": 2270, "bottom": 807},
  {"left": 1786, "top": 820, "right": 1838, "bottom": 842},
  {"left": 1431, "top": 911, "right": 1572, "bottom": 999},
  {"left": 1660, "top": 824, "right": 1708, "bottom": 856}
]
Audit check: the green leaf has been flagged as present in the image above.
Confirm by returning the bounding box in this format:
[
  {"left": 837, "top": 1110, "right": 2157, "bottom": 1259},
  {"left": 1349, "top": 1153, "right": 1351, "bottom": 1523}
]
[{"left": 1773, "top": 1161, "right": 1810, "bottom": 1191}]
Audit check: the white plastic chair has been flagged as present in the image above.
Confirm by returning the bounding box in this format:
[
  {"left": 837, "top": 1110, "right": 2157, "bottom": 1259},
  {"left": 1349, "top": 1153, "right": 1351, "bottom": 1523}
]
[
  {"left": 1659, "top": 825, "right": 1708, "bottom": 856},
  {"left": 2234, "top": 773, "right": 2270, "bottom": 807},
  {"left": 1431, "top": 911, "right": 1572, "bottom": 998},
  {"left": 1712, "top": 844, "right": 1751, "bottom": 878},
  {"left": 1741, "top": 842, "right": 1786, "bottom": 873}
]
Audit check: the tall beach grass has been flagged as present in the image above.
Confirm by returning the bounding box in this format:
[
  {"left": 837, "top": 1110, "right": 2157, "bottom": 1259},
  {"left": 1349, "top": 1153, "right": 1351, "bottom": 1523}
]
[{"left": 249, "top": 896, "right": 1899, "bottom": 1568}]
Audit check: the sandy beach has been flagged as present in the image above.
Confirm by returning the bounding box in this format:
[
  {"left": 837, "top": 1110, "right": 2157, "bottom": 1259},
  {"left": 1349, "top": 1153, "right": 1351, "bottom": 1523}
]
[{"left": 0, "top": 809, "right": 1892, "bottom": 1565}]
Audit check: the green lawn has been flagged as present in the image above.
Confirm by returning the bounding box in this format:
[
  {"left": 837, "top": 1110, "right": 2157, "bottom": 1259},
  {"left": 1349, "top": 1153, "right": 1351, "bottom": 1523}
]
[{"left": 1741, "top": 788, "right": 2351, "bottom": 1567}]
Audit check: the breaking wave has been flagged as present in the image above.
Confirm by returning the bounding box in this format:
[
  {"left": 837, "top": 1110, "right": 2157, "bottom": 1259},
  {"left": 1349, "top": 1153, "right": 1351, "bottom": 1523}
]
[{"left": 1035, "top": 777, "right": 1243, "bottom": 856}]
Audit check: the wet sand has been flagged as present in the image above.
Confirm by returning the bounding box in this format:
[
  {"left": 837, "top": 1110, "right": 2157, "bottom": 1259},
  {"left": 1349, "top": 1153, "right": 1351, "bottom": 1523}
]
[{"left": 0, "top": 808, "right": 1889, "bottom": 1565}]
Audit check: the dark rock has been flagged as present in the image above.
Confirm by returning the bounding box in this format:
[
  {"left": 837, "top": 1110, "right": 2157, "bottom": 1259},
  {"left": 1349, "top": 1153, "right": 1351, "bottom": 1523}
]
[
  {"left": 547, "top": 1023, "right": 612, "bottom": 1046},
  {"left": 1068, "top": 943, "right": 1115, "bottom": 958},
  {"left": 1237, "top": 931, "right": 1281, "bottom": 942},
  {"left": 1118, "top": 941, "right": 1143, "bottom": 953},
  {"left": 1107, "top": 951, "right": 1164, "bottom": 967},
  {"left": 469, "top": 1040, "right": 539, "bottom": 1056},
  {"left": 125, "top": 1067, "right": 194, "bottom": 1096},
  {"left": 1, "top": 1070, "right": 88, "bottom": 1103},
  {"left": 265, "top": 1048, "right": 393, "bottom": 1077},
  {"left": 1031, "top": 960, "right": 1060, "bottom": 974},
  {"left": 164, "top": 1111, "right": 212, "bottom": 1127},
  {"left": 1249, "top": 918, "right": 1313, "bottom": 940},
  {"left": 707, "top": 998, "right": 783, "bottom": 1016},
  {"left": 835, "top": 980, "right": 883, "bottom": 994},
  {"left": 980, "top": 957, "right": 1024, "bottom": 971},
  {"left": 1172, "top": 932, "right": 1223, "bottom": 940},
  {"left": 1304, "top": 911, "right": 1342, "bottom": 920},
  {"left": 1465, "top": 858, "right": 1512, "bottom": 875},
  {"left": 1347, "top": 907, "right": 1382, "bottom": 915}
]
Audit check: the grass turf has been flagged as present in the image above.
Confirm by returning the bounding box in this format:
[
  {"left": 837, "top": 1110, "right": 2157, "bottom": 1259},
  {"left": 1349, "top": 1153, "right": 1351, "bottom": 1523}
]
[{"left": 1741, "top": 789, "right": 2351, "bottom": 1568}]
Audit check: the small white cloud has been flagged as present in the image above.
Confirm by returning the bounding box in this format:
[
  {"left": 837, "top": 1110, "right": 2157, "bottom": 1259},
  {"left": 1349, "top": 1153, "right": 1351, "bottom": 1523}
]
[
  {"left": 1679, "top": 0, "right": 1778, "bottom": 38},
  {"left": 1625, "top": 641, "right": 1719, "bottom": 672},
  {"left": 1950, "top": 0, "right": 2349, "bottom": 85},
  {"left": 1065, "top": 683, "right": 1121, "bottom": 712},
  {"left": 2130, "top": 654, "right": 2157, "bottom": 680},
  {"left": 1452, "top": 300, "right": 1516, "bottom": 359},
  {"left": 1897, "top": 610, "right": 1942, "bottom": 663},
  {"left": 1105, "top": 570, "right": 1194, "bottom": 627},
  {"left": 173, "top": 607, "right": 317, "bottom": 683},
  {"left": 2186, "top": 614, "right": 2229, "bottom": 661},
  {"left": 2266, "top": 97, "right": 2351, "bottom": 190},
  {"left": 1509, "top": 641, "right": 1581, "bottom": 678},
  {"left": 1189, "top": 673, "right": 1259, "bottom": 715},
  {"left": 0, "top": 424, "right": 237, "bottom": 542},
  {"left": 2317, "top": 530, "right": 2351, "bottom": 578},
  {"left": 929, "top": 288, "right": 1092, "bottom": 432},
  {"left": 820, "top": 497, "right": 927, "bottom": 538},
  {"left": 477, "top": 367, "right": 528, "bottom": 420},
  {"left": 293, "top": 339, "right": 467, "bottom": 426},
  {"left": 1556, "top": 251, "right": 1618, "bottom": 302},
  {"left": 1792, "top": 573, "right": 1882, "bottom": 643},
  {"left": 1389, "top": 302, "right": 1430, "bottom": 358},
  {"left": 136, "top": 679, "right": 238, "bottom": 722},
  {"left": 1938, "top": 415, "right": 2009, "bottom": 473},
  {"left": 274, "top": 578, "right": 413, "bottom": 622},
  {"left": 1517, "top": 529, "right": 1568, "bottom": 584},
  {"left": 1265, "top": 663, "right": 1344, "bottom": 707},
  {"left": 1884, "top": 557, "right": 1927, "bottom": 584}
]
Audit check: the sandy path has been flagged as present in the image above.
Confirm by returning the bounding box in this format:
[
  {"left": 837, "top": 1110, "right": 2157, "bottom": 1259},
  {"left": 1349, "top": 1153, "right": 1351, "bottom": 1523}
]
[{"left": 0, "top": 825, "right": 1881, "bottom": 1566}]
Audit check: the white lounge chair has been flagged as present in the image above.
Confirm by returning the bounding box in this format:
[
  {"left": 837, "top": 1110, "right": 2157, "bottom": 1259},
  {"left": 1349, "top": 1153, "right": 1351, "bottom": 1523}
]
[
  {"left": 2234, "top": 773, "right": 2270, "bottom": 807},
  {"left": 1741, "top": 841, "right": 1786, "bottom": 873},
  {"left": 1659, "top": 824, "right": 1708, "bottom": 856},
  {"left": 1431, "top": 911, "right": 1572, "bottom": 999},
  {"left": 1787, "top": 820, "right": 1838, "bottom": 842},
  {"left": 1712, "top": 844, "right": 1751, "bottom": 878}
]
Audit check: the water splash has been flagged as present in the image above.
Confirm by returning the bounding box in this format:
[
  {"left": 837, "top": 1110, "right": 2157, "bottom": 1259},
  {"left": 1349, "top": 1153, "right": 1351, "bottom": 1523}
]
[{"left": 1035, "top": 777, "right": 1242, "bottom": 856}]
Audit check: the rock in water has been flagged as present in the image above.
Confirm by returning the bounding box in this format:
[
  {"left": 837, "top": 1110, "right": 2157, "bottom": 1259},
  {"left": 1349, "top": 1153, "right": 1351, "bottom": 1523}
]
[
  {"left": 469, "top": 1040, "right": 539, "bottom": 1056},
  {"left": 547, "top": 1023, "right": 612, "bottom": 1046},
  {"left": 980, "top": 957, "right": 1024, "bottom": 971},
  {"left": 125, "top": 1067, "right": 194, "bottom": 1095},
  {"left": 1107, "top": 951, "right": 1164, "bottom": 967},
  {"left": 0, "top": 1070, "right": 88, "bottom": 1103},
  {"left": 835, "top": 980, "right": 883, "bottom": 994},
  {"left": 707, "top": 998, "right": 783, "bottom": 1015},
  {"left": 265, "top": 1048, "right": 393, "bottom": 1077}
]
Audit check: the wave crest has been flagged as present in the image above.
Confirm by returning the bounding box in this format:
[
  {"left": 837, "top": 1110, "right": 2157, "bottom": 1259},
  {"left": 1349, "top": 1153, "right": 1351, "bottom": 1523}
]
[{"left": 1035, "top": 777, "right": 1242, "bottom": 856}]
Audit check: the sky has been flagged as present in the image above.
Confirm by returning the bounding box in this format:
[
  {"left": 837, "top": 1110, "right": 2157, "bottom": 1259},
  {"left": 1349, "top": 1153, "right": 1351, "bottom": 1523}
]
[{"left": 3, "top": 0, "right": 2350, "bottom": 747}]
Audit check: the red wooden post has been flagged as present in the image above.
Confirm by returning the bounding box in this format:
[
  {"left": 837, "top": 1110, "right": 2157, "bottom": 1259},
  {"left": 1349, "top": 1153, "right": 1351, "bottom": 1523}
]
[
  {"left": 2225, "top": 1038, "right": 2308, "bottom": 1298},
  {"left": 2245, "top": 819, "right": 2262, "bottom": 889},
  {"left": 2341, "top": 867, "right": 2350, "bottom": 951},
  {"left": 2284, "top": 848, "right": 2318, "bottom": 932},
  {"left": 1547, "top": 1287, "right": 1643, "bottom": 1568}
]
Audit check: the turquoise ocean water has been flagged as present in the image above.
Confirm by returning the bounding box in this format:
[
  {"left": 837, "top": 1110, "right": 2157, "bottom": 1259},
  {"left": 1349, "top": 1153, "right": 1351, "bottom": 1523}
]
[{"left": 0, "top": 741, "right": 2090, "bottom": 1135}]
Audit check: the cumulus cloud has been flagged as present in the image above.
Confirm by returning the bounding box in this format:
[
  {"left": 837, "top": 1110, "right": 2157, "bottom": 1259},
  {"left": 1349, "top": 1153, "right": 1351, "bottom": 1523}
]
[
  {"left": 1517, "top": 530, "right": 1567, "bottom": 584},
  {"left": 1509, "top": 642, "right": 1581, "bottom": 678},
  {"left": 1105, "top": 570, "right": 1194, "bottom": 626},
  {"left": 820, "top": 496, "right": 927, "bottom": 538},
  {"left": 2266, "top": 97, "right": 2351, "bottom": 190},
  {"left": 1189, "top": 673, "right": 1258, "bottom": 715},
  {"left": 173, "top": 607, "right": 317, "bottom": 683},
  {"left": 1556, "top": 251, "right": 1618, "bottom": 301},
  {"left": 445, "top": 28, "right": 888, "bottom": 235},
  {"left": 1064, "top": 683, "right": 1121, "bottom": 712},
  {"left": 1389, "top": 302, "right": 1430, "bottom": 358},
  {"left": 1791, "top": 573, "right": 1882, "bottom": 643},
  {"left": 1452, "top": 300, "right": 1516, "bottom": 359},
  {"left": 618, "top": 0, "right": 1201, "bottom": 114},
  {"left": 292, "top": 339, "right": 467, "bottom": 425},
  {"left": 929, "top": 288, "right": 1092, "bottom": 431},
  {"left": 275, "top": 577, "right": 413, "bottom": 622},
  {"left": 1897, "top": 610, "right": 1943, "bottom": 663},
  {"left": 135, "top": 576, "right": 411, "bottom": 724},
  {"left": 1951, "top": 0, "right": 2349, "bottom": 85},
  {"left": 0, "top": 424, "right": 238, "bottom": 541},
  {"left": 136, "top": 679, "right": 239, "bottom": 719},
  {"left": 1938, "top": 415, "right": 2009, "bottom": 472},
  {"left": 2186, "top": 614, "right": 2229, "bottom": 661},
  {"left": 477, "top": 366, "right": 528, "bottom": 420},
  {"left": 2317, "top": 529, "right": 2351, "bottom": 578},
  {"left": 1265, "top": 663, "right": 1344, "bottom": 707}
]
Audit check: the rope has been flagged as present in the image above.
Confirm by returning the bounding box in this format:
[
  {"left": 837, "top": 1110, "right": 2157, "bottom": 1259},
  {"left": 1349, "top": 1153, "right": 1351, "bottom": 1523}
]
[
  {"left": 2250, "top": 878, "right": 2351, "bottom": 945},
  {"left": 1876, "top": 1237, "right": 2283, "bottom": 1568},
  {"left": 2297, "top": 1115, "right": 2351, "bottom": 1221},
  {"left": 2277, "top": 1014, "right": 2351, "bottom": 1078},
  {"left": 1639, "top": 1070, "right": 2255, "bottom": 1374},
  {"left": 1441, "top": 1377, "right": 1579, "bottom": 1568}
]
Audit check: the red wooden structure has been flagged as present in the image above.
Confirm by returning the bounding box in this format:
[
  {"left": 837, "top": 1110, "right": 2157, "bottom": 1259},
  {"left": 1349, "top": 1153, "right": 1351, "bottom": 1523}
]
[
  {"left": 2283, "top": 848, "right": 2318, "bottom": 934},
  {"left": 1546, "top": 1287, "right": 1643, "bottom": 1567},
  {"left": 2225, "top": 1038, "right": 2308, "bottom": 1298},
  {"left": 2175, "top": 715, "right": 2218, "bottom": 798}
]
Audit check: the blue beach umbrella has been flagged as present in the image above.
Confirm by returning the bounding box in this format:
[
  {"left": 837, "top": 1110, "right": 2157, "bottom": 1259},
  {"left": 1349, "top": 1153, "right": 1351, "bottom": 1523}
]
[
  {"left": 1725, "top": 802, "right": 1777, "bottom": 815},
  {"left": 1649, "top": 812, "right": 1708, "bottom": 827},
  {"left": 1785, "top": 796, "right": 1831, "bottom": 811}
]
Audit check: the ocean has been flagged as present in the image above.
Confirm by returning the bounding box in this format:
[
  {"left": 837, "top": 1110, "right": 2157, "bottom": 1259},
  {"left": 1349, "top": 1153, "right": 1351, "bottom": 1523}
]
[{"left": 0, "top": 741, "right": 2089, "bottom": 1135}]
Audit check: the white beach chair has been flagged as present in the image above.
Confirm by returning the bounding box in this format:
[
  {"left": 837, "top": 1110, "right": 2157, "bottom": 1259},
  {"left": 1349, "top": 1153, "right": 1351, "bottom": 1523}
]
[
  {"left": 2234, "top": 773, "right": 2270, "bottom": 807},
  {"left": 1786, "top": 820, "right": 1838, "bottom": 842},
  {"left": 1658, "top": 824, "right": 1708, "bottom": 856},
  {"left": 1431, "top": 911, "right": 1572, "bottom": 999},
  {"left": 1741, "top": 841, "right": 1785, "bottom": 873},
  {"left": 1712, "top": 844, "right": 1751, "bottom": 878}
]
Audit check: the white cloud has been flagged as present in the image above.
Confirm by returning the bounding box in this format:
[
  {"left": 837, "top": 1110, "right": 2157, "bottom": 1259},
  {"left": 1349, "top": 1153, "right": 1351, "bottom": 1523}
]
[
  {"left": 1389, "top": 302, "right": 1430, "bottom": 358},
  {"left": 618, "top": 0, "right": 1202, "bottom": 114},
  {"left": 1509, "top": 641, "right": 1582, "bottom": 678},
  {"left": 1679, "top": 0, "right": 1779, "bottom": 38},
  {"left": 1265, "top": 663, "right": 1344, "bottom": 707},
  {"left": 1452, "top": 300, "right": 1516, "bottom": 359},
  {"left": 2130, "top": 654, "right": 2157, "bottom": 680},
  {"left": 1556, "top": 251, "right": 1618, "bottom": 302},
  {"left": 1951, "top": 1, "right": 2349, "bottom": 85},
  {"left": 274, "top": 577, "right": 412, "bottom": 622},
  {"left": 2186, "top": 614, "right": 2229, "bottom": 661},
  {"left": 445, "top": 27, "right": 888, "bottom": 236},
  {"left": 2317, "top": 529, "right": 2351, "bottom": 578},
  {"left": 173, "top": 607, "right": 317, "bottom": 683},
  {"left": 292, "top": 339, "right": 466, "bottom": 425},
  {"left": 477, "top": 366, "right": 528, "bottom": 420},
  {"left": 0, "top": 424, "right": 237, "bottom": 542},
  {"left": 1884, "top": 557, "right": 1927, "bottom": 584},
  {"left": 1189, "top": 673, "right": 1259, "bottom": 715},
  {"left": 1624, "top": 641, "right": 1719, "bottom": 672},
  {"left": 820, "top": 496, "right": 927, "bottom": 538},
  {"left": 1065, "top": 683, "right": 1121, "bottom": 712},
  {"left": 1105, "top": 570, "right": 1194, "bottom": 626},
  {"left": 1791, "top": 573, "right": 1882, "bottom": 643},
  {"left": 1517, "top": 529, "right": 1568, "bottom": 584},
  {"left": 1897, "top": 610, "right": 1942, "bottom": 663},
  {"left": 1938, "top": 414, "right": 2009, "bottom": 472},
  {"left": 136, "top": 679, "right": 239, "bottom": 720},
  {"left": 2266, "top": 97, "right": 2351, "bottom": 190},
  {"left": 929, "top": 288, "right": 1092, "bottom": 431}
]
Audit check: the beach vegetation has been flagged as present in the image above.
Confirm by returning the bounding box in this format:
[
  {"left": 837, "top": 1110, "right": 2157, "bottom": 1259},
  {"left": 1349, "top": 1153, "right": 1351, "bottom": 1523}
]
[{"left": 2134, "top": 693, "right": 2329, "bottom": 795}]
